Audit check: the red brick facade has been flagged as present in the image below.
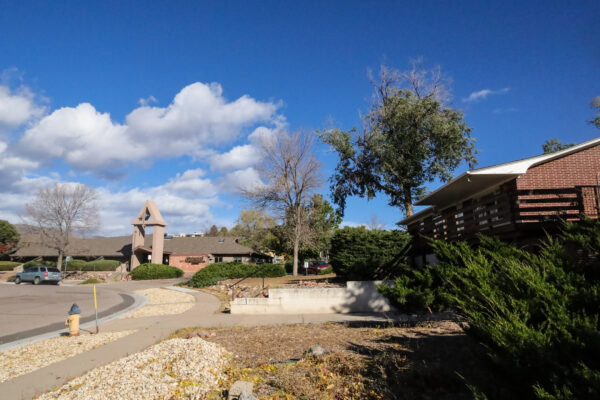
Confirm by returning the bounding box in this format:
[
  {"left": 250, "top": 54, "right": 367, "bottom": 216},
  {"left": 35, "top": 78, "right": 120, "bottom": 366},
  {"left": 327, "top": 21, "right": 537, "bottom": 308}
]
[
  {"left": 168, "top": 254, "right": 209, "bottom": 272},
  {"left": 517, "top": 144, "right": 600, "bottom": 216}
]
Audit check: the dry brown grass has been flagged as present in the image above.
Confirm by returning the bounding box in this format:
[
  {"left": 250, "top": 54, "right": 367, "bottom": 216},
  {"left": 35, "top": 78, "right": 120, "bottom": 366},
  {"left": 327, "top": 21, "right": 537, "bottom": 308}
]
[{"left": 174, "top": 320, "right": 485, "bottom": 399}]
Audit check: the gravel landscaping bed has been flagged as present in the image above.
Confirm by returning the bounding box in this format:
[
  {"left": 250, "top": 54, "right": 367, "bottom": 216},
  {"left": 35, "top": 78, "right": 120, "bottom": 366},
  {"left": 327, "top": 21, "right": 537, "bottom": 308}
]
[
  {"left": 38, "top": 337, "right": 231, "bottom": 400},
  {"left": 121, "top": 288, "right": 195, "bottom": 319},
  {"left": 0, "top": 330, "right": 135, "bottom": 383}
]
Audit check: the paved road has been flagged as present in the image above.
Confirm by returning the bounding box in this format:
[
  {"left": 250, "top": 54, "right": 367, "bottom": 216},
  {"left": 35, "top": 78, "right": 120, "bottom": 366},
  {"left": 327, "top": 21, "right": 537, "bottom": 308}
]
[
  {"left": 0, "top": 283, "right": 132, "bottom": 343},
  {"left": 0, "top": 278, "right": 188, "bottom": 345}
]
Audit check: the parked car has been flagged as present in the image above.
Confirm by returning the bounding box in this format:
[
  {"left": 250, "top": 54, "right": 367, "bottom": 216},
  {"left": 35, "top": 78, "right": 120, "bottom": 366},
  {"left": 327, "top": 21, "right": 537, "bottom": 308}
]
[
  {"left": 306, "top": 260, "right": 331, "bottom": 275},
  {"left": 15, "top": 266, "right": 62, "bottom": 285}
]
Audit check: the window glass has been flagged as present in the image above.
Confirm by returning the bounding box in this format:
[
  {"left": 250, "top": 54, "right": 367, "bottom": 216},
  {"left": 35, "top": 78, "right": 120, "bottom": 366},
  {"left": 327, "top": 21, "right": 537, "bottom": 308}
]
[
  {"left": 48, "top": 268, "right": 60, "bottom": 273},
  {"left": 214, "top": 256, "right": 223, "bottom": 263},
  {"left": 233, "top": 256, "right": 242, "bottom": 263}
]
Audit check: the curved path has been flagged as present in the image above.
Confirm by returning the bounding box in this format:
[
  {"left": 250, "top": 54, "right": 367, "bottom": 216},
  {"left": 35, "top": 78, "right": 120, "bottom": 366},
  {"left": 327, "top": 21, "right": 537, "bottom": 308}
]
[{"left": 0, "top": 281, "right": 398, "bottom": 400}]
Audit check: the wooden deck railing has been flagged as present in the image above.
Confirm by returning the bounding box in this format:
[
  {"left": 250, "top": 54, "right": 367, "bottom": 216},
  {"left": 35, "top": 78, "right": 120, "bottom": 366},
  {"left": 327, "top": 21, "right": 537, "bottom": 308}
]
[{"left": 409, "top": 185, "right": 599, "bottom": 241}]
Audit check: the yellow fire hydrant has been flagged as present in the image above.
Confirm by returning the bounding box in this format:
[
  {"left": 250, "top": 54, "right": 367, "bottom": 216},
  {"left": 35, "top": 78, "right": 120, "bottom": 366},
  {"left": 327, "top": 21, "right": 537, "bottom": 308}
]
[{"left": 66, "top": 303, "right": 81, "bottom": 336}]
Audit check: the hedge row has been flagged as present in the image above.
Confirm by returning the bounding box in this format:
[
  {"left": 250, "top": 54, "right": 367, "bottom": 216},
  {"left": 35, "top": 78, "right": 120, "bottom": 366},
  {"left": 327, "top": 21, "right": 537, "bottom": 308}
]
[
  {"left": 65, "top": 259, "right": 120, "bottom": 271},
  {"left": 21, "top": 259, "right": 120, "bottom": 271},
  {"left": 0, "top": 261, "right": 20, "bottom": 271},
  {"left": 130, "top": 263, "right": 184, "bottom": 280},
  {"left": 187, "top": 262, "right": 286, "bottom": 288},
  {"left": 329, "top": 227, "right": 411, "bottom": 280}
]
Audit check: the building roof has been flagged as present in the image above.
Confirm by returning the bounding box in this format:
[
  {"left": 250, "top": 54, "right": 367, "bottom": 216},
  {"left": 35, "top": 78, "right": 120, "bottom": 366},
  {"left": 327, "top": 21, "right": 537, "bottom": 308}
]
[
  {"left": 13, "top": 235, "right": 256, "bottom": 258},
  {"left": 399, "top": 136, "right": 600, "bottom": 225}
]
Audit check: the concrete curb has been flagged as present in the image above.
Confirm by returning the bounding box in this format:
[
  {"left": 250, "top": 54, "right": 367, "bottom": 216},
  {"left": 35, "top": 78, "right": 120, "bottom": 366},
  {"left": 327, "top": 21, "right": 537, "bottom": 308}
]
[
  {"left": 163, "top": 285, "right": 198, "bottom": 294},
  {"left": 0, "top": 293, "right": 148, "bottom": 352}
]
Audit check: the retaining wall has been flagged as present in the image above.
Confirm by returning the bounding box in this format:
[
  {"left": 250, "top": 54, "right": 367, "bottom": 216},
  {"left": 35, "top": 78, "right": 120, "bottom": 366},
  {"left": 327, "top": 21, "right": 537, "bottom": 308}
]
[{"left": 230, "top": 281, "right": 394, "bottom": 314}]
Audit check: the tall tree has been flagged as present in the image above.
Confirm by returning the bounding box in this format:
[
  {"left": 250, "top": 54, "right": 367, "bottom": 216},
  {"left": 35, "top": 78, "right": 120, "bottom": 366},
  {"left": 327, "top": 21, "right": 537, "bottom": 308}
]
[
  {"left": 542, "top": 138, "right": 575, "bottom": 154},
  {"left": 219, "top": 226, "right": 228, "bottom": 236},
  {"left": 229, "top": 208, "right": 278, "bottom": 252},
  {"left": 206, "top": 225, "right": 219, "bottom": 237},
  {"left": 590, "top": 96, "right": 600, "bottom": 129},
  {"left": 302, "top": 194, "right": 342, "bottom": 259},
  {"left": 320, "top": 62, "right": 477, "bottom": 217},
  {"left": 25, "top": 183, "right": 98, "bottom": 271},
  {"left": 243, "top": 130, "right": 323, "bottom": 275}
]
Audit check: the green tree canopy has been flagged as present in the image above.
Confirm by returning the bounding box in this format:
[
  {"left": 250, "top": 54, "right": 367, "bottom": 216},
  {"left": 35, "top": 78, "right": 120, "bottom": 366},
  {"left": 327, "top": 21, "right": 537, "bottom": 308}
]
[
  {"left": 0, "top": 220, "right": 19, "bottom": 251},
  {"left": 542, "top": 138, "right": 575, "bottom": 154},
  {"left": 229, "top": 208, "right": 278, "bottom": 253},
  {"left": 321, "top": 64, "right": 477, "bottom": 217}
]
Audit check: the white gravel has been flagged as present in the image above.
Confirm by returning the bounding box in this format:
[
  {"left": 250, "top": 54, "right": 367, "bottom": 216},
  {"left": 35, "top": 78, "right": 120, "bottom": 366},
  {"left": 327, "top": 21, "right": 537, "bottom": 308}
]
[
  {"left": 38, "top": 337, "right": 231, "bottom": 400},
  {"left": 0, "top": 330, "right": 135, "bottom": 383},
  {"left": 121, "top": 288, "right": 195, "bottom": 319}
]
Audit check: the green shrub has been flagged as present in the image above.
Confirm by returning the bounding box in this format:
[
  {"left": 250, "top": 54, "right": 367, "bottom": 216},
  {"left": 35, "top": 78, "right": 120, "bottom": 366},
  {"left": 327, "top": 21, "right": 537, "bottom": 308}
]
[
  {"left": 80, "top": 278, "right": 104, "bottom": 284},
  {"left": 65, "top": 259, "right": 120, "bottom": 271},
  {"left": 187, "top": 262, "right": 286, "bottom": 287},
  {"left": 23, "top": 260, "right": 56, "bottom": 268},
  {"left": 329, "top": 227, "right": 410, "bottom": 280},
  {"left": 318, "top": 266, "right": 334, "bottom": 275},
  {"left": 284, "top": 260, "right": 293, "bottom": 274},
  {"left": 7, "top": 275, "right": 15, "bottom": 282},
  {"left": 0, "top": 261, "right": 20, "bottom": 271},
  {"left": 130, "top": 263, "right": 184, "bottom": 280},
  {"left": 381, "top": 218, "right": 600, "bottom": 399}
]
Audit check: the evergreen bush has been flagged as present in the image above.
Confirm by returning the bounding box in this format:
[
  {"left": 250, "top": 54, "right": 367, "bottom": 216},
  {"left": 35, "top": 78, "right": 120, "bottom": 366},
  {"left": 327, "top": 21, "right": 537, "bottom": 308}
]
[
  {"left": 187, "top": 262, "right": 286, "bottom": 287},
  {"left": 0, "top": 261, "right": 20, "bottom": 271},
  {"left": 130, "top": 263, "right": 184, "bottom": 280},
  {"left": 380, "top": 218, "right": 600, "bottom": 399},
  {"left": 329, "top": 227, "right": 410, "bottom": 279}
]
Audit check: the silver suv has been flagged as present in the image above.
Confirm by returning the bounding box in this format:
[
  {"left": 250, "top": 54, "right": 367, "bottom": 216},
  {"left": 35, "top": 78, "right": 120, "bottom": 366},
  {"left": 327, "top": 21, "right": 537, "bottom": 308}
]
[{"left": 15, "top": 266, "right": 62, "bottom": 285}]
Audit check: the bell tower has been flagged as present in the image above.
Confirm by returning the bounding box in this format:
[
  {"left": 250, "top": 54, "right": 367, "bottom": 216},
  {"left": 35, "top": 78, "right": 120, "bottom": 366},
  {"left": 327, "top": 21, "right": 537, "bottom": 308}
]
[{"left": 130, "top": 200, "right": 168, "bottom": 269}]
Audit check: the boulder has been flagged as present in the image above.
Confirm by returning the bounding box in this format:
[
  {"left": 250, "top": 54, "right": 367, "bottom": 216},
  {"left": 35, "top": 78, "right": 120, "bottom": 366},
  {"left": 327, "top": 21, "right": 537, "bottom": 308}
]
[{"left": 227, "top": 380, "right": 255, "bottom": 400}]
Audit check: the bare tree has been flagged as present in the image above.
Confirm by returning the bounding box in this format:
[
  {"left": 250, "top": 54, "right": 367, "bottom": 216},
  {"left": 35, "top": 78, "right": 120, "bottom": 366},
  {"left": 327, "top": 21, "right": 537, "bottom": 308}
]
[
  {"left": 25, "top": 183, "right": 99, "bottom": 271},
  {"left": 366, "top": 214, "right": 386, "bottom": 231},
  {"left": 243, "top": 130, "right": 323, "bottom": 275}
]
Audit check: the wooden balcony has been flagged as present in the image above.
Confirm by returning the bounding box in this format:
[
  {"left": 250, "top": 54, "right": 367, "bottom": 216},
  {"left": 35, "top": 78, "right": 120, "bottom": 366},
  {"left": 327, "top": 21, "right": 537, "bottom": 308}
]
[{"left": 408, "top": 185, "right": 599, "bottom": 242}]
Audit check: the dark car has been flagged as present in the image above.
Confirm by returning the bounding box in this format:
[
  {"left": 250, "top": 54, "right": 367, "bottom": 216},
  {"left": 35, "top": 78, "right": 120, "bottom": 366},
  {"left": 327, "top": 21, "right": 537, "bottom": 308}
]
[
  {"left": 306, "top": 260, "right": 331, "bottom": 275},
  {"left": 15, "top": 266, "right": 62, "bottom": 285}
]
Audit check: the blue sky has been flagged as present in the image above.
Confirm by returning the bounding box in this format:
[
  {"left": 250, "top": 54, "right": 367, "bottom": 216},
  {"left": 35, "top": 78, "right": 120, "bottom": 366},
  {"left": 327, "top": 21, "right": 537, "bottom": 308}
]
[{"left": 0, "top": 1, "right": 598, "bottom": 235}]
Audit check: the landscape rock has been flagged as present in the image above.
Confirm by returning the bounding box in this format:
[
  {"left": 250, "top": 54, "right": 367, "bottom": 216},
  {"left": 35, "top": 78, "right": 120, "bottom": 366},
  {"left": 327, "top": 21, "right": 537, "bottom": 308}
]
[
  {"left": 305, "top": 344, "right": 329, "bottom": 358},
  {"left": 228, "top": 380, "right": 255, "bottom": 400}
]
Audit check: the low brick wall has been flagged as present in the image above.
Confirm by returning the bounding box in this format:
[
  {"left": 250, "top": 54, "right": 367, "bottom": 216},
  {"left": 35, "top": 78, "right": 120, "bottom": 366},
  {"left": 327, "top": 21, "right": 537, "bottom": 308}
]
[{"left": 231, "top": 281, "right": 394, "bottom": 314}]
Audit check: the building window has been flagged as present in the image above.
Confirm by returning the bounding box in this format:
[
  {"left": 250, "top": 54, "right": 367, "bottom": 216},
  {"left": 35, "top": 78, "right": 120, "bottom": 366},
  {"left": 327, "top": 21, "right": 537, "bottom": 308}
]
[
  {"left": 214, "top": 256, "right": 223, "bottom": 263},
  {"left": 233, "top": 256, "right": 242, "bottom": 263}
]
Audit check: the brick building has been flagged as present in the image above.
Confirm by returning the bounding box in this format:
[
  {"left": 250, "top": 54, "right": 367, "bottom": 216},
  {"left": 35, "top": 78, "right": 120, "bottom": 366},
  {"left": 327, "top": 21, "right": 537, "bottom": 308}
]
[
  {"left": 13, "top": 235, "right": 264, "bottom": 273},
  {"left": 399, "top": 137, "right": 600, "bottom": 263}
]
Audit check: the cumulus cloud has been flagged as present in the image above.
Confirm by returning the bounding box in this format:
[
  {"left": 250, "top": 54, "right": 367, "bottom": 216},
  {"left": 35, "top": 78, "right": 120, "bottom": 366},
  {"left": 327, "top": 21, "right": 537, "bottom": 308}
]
[
  {"left": 210, "top": 144, "right": 259, "bottom": 172},
  {"left": 17, "top": 82, "right": 281, "bottom": 177},
  {"left": 462, "top": 87, "right": 510, "bottom": 103},
  {"left": 218, "top": 167, "right": 263, "bottom": 194},
  {"left": 0, "top": 85, "right": 45, "bottom": 127}
]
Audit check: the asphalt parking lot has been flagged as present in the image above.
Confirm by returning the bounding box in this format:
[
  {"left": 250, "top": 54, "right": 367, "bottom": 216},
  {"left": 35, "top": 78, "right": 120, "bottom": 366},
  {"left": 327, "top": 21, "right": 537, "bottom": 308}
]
[{"left": 0, "top": 283, "right": 132, "bottom": 344}]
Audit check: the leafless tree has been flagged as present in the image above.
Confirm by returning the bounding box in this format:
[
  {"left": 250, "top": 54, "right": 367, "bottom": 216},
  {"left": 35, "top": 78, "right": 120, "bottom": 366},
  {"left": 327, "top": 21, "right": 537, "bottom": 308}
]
[
  {"left": 242, "top": 130, "right": 323, "bottom": 275},
  {"left": 25, "top": 183, "right": 99, "bottom": 271},
  {"left": 366, "top": 214, "right": 386, "bottom": 231}
]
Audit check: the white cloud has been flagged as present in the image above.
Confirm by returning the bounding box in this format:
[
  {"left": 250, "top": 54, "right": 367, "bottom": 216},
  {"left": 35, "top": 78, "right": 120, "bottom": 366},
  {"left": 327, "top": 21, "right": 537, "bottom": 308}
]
[
  {"left": 0, "top": 85, "right": 45, "bottom": 127},
  {"left": 138, "top": 95, "right": 157, "bottom": 106},
  {"left": 218, "top": 167, "right": 263, "bottom": 194},
  {"left": 462, "top": 87, "right": 510, "bottom": 103},
  {"left": 210, "top": 144, "right": 259, "bottom": 172},
  {"left": 17, "top": 82, "right": 281, "bottom": 177}
]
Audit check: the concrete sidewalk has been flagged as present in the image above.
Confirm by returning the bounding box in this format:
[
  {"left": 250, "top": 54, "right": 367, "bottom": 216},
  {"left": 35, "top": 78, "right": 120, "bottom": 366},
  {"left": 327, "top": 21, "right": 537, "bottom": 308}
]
[{"left": 0, "top": 287, "right": 400, "bottom": 400}]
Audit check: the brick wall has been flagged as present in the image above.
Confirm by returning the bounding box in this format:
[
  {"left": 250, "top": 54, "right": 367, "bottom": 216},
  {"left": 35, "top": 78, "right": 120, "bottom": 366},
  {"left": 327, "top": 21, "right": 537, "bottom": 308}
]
[
  {"left": 169, "top": 254, "right": 209, "bottom": 272},
  {"left": 517, "top": 144, "right": 600, "bottom": 216},
  {"left": 517, "top": 144, "right": 600, "bottom": 189}
]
